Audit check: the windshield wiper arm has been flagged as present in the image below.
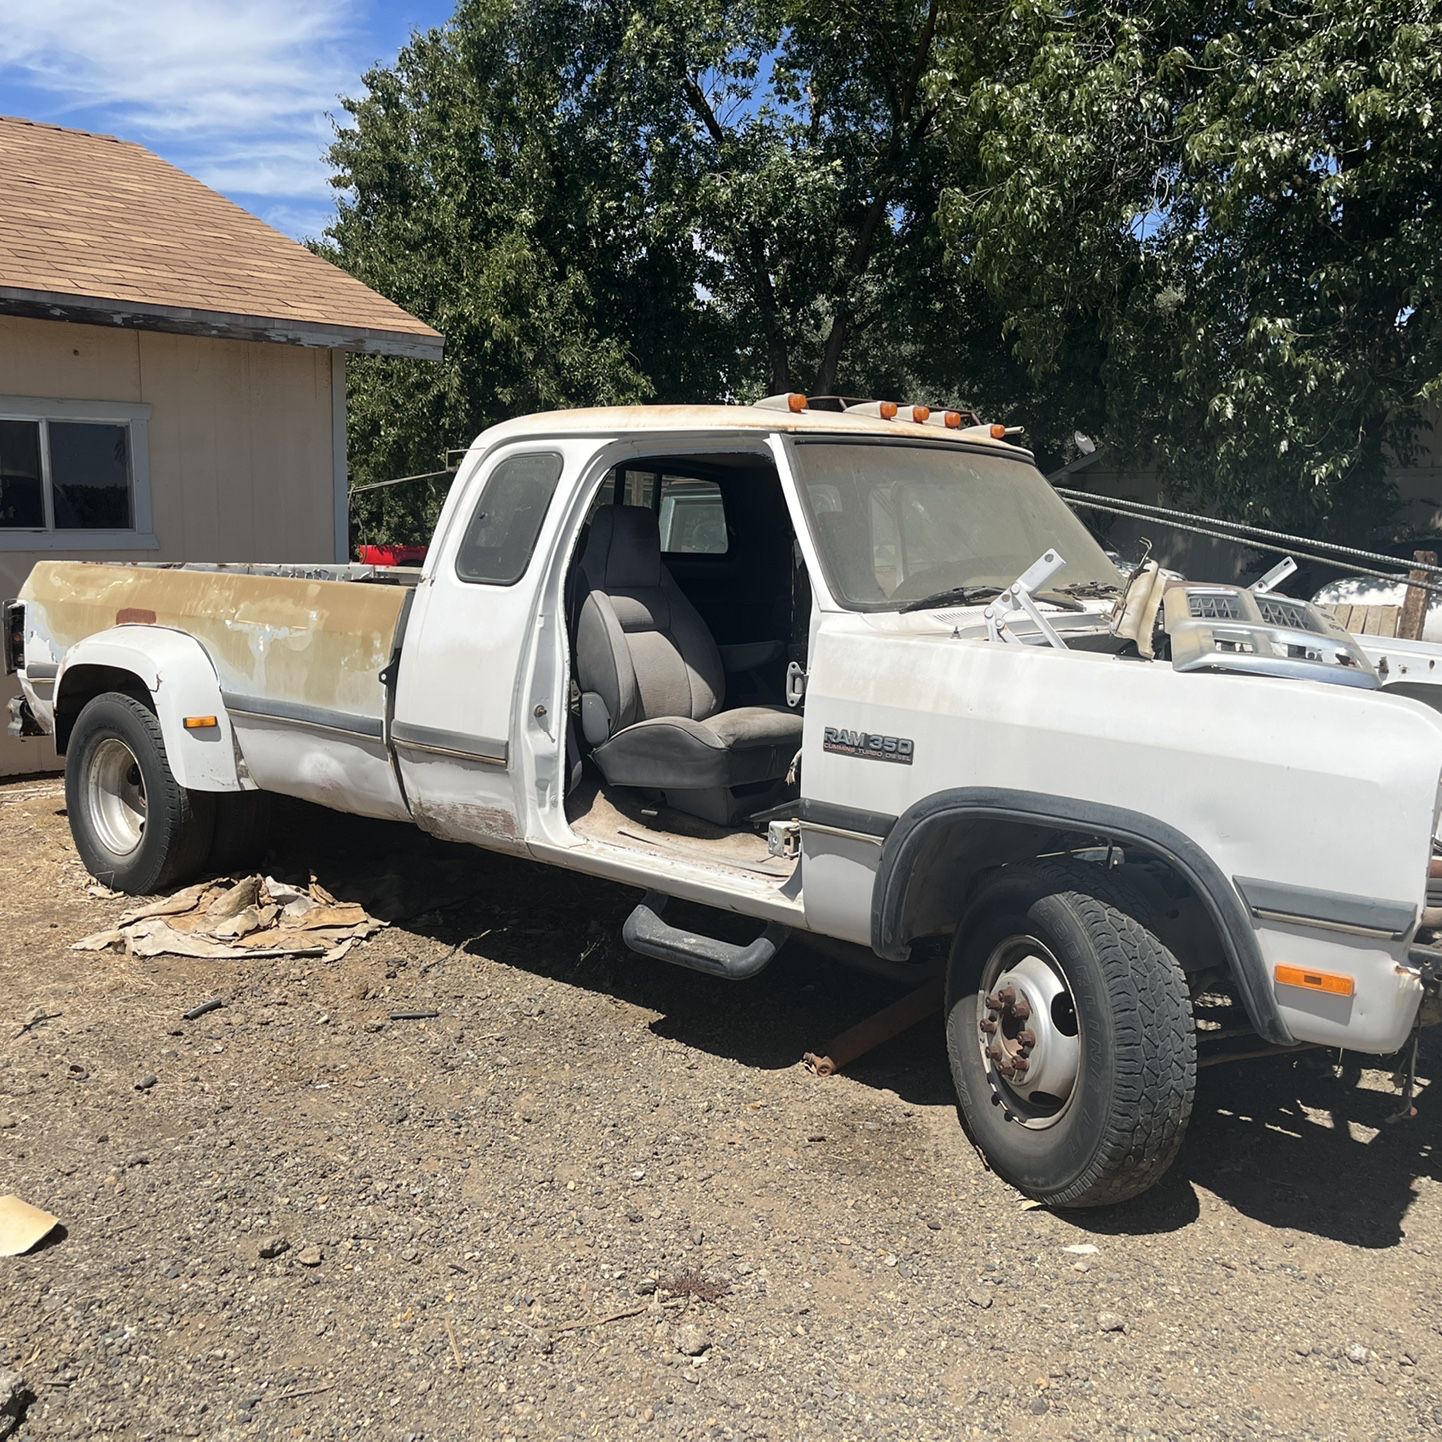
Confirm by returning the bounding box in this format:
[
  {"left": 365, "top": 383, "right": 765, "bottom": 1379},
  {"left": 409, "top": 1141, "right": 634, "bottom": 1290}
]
[{"left": 900, "top": 585, "right": 1005, "bottom": 613}]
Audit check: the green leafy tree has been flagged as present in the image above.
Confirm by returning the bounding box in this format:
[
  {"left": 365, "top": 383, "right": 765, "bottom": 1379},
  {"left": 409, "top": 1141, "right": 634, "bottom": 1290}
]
[
  {"left": 936, "top": 1, "right": 1442, "bottom": 537},
  {"left": 322, "top": 0, "right": 981, "bottom": 545}
]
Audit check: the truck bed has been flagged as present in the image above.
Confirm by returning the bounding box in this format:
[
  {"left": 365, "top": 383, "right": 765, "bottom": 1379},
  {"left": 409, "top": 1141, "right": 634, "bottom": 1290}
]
[{"left": 20, "top": 560, "right": 417, "bottom": 724}]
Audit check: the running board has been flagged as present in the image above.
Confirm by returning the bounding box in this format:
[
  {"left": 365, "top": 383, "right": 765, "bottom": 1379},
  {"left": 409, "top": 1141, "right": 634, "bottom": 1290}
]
[{"left": 622, "top": 891, "right": 789, "bottom": 980}]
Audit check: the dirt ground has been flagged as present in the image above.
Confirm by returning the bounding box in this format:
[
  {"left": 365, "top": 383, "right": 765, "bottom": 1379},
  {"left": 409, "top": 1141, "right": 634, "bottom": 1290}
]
[{"left": 2, "top": 775, "right": 1441, "bottom": 1442}]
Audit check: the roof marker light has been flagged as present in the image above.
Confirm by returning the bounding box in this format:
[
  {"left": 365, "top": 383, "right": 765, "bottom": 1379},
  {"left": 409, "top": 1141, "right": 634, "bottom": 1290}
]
[
  {"left": 944, "top": 410, "right": 963, "bottom": 429},
  {"left": 911, "top": 405, "right": 931, "bottom": 423},
  {"left": 754, "top": 393, "right": 810, "bottom": 413},
  {"left": 990, "top": 423, "right": 1008, "bottom": 440}
]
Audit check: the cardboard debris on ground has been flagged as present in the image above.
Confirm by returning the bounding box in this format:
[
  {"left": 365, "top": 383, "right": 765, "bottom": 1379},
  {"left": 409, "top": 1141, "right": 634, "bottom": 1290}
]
[
  {"left": 73, "top": 875, "right": 384, "bottom": 963},
  {"left": 0, "top": 1195, "right": 60, "bottom": 1257}
]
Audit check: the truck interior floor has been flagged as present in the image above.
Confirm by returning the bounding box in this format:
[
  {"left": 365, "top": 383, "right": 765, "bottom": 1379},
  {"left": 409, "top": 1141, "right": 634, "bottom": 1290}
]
[{"left": 566, "top": 775, "right": 795, "bottom": 879}]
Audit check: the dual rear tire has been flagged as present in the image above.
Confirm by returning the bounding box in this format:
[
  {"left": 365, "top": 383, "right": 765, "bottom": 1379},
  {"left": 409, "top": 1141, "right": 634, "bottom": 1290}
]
[{"left": 65, "top": 691, "right": 271, "bottom": 894}]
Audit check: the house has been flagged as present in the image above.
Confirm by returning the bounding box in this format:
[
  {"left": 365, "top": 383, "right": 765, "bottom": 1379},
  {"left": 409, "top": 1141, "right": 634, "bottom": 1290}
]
[{"left": 0, "top": 115, "right": 442, "bottom": 775}]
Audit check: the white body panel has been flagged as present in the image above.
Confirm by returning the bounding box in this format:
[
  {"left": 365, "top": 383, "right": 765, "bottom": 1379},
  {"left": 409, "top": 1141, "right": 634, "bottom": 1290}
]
[
  {"left": 393, "top": 440, "right": 554, "bottom": 850},
  {"left": 799, "top": 613, "right": 1442, "bottom": 1052},
  {"left": 46, "top": 626, "right": 245, "bottom": 792}
]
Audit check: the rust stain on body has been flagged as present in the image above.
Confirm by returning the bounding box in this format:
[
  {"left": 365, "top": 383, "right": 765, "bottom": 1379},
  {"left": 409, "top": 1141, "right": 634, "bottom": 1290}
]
[{"left": 21, "top": 561, "right": 410, "bottom": 719}]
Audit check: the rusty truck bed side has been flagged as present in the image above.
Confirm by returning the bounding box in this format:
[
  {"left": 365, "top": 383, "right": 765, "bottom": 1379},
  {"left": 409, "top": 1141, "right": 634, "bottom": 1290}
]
[{"left": 20, "top": 561, "right": 410, "bottom": 724}]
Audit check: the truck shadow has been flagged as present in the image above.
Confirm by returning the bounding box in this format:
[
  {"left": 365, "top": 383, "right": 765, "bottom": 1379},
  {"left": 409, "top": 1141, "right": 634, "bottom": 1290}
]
[
  {"left": 1181, "top": 1045, "right": 1439, "bottom": 1247},
  {"left": 271, "top": 801, "right": 1439, "bottom": 1248},
  {"left": 1066, "top": 1046, "right": 1441, "bottom": 1247}
]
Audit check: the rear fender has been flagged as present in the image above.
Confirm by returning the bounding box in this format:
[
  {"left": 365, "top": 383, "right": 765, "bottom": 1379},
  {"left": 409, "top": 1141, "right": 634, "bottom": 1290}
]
[{"left": 54, "top": 626, "right": 247, "bottom": 792}]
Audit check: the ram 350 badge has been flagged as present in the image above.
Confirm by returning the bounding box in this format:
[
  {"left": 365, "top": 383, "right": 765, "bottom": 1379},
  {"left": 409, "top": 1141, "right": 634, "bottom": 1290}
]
[{"left": 822, "top": 725, "right": 915, "bottom": 764}]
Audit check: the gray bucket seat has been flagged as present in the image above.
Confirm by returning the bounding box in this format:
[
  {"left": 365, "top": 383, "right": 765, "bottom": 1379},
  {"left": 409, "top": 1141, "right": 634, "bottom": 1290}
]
[{"left": 574, "top": 506, "right": 802, "bottom": 824}]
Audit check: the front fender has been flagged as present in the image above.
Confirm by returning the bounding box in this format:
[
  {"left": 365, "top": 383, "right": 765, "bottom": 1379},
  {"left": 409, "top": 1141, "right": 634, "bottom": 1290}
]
[
  {"left": 871, "top": 787, "right": 1292, "bottom": 1046},
  {"left": 55, "top": 626, "right": 247, "bottom": 792}
]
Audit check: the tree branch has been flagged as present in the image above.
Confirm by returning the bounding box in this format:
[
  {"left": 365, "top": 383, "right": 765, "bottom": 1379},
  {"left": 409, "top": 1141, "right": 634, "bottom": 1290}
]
[
  {"left": 683, "top": 72, "right": 791, "bottom": 390},
  {"left": 815, "top": 0, "right": 941, "bottom": 392}
]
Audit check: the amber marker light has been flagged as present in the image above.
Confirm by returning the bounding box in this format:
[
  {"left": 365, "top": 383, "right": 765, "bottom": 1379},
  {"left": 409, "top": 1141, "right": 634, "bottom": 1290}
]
[
  {"left": 990, "top": 423, "right": 1009, "bottom": 439},
  {"left": 943, "top": 410, "right": 963, "bottom": 428},
  {"left": 183, "top": 715, "right": 219, "bottom": 730},
  {"left": 911, "top": 405, "right": 931, "bottom": 423},
  {"left": 787, "top": 393, "right": 808, "bottom": 413},
  {"left": 1275, "top": 964, "right": 1355, "bottom": 998}
]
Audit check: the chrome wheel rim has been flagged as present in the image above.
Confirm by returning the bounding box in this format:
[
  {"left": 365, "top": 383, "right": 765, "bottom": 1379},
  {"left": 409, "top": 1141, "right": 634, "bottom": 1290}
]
[
  {"left": 976, "top": 935, "right": 1082, "bottom": 1130},
  {"left": 86, "top": 736, "right": 147, "bottom": 857}
]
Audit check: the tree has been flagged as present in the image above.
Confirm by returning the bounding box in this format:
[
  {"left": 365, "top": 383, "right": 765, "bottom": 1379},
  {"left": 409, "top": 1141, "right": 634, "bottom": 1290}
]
[
  {"left": 935, "top": 1, "right": 1442, "bottom": 538},
  {"left": 322, "top": 0, "right": 985, "bottom": 544}
]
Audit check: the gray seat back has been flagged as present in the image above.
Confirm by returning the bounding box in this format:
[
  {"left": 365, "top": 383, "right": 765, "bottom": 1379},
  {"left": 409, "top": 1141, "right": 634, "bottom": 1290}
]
[{"left": 574, "top": 506, "right": 725, "bottom": 743}]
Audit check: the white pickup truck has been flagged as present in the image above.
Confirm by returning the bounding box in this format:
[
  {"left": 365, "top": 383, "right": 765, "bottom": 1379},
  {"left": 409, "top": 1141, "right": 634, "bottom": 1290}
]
[{"left": 9, "top": 397, "right": 1442, "bottom": 1207}]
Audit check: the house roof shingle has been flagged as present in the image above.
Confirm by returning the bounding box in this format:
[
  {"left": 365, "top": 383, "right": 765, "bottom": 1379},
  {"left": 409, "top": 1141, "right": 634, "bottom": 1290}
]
[{"left": 0, "top": 115, "right": 442, "bottom": 359}]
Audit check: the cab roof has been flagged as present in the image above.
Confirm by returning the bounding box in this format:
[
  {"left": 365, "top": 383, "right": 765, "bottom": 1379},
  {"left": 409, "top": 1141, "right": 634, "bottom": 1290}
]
[{"left": 476, "top": 403, "right": 1032, "bottom": 455}]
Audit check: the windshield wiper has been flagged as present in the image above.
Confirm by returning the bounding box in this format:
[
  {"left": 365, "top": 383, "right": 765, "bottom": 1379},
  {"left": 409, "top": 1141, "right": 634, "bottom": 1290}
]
[
  {"left": 900, "top": 585, "right": 1004, "bottom": 613},
  {"left": 900, "top": 585, "right": 1084, "bottom": 614}
]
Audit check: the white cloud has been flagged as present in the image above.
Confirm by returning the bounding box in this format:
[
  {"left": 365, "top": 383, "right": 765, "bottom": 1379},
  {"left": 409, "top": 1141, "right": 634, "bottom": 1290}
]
[{"left": 0, "top": 0, "right": 366, "bottom": 231}]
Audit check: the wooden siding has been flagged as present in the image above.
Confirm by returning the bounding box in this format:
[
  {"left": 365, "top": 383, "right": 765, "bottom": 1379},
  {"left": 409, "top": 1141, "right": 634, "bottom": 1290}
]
[{"left": 1, "top": 314, "right": 339, "bottom": 775}]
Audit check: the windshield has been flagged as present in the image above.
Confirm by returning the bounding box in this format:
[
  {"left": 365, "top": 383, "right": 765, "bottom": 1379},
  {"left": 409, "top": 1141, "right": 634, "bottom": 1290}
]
[{"left": 792, "top": 439, "right": 1120, "bottom": 611}]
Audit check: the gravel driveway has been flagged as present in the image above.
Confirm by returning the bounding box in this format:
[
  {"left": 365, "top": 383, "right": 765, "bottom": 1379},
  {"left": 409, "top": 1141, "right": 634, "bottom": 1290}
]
[{"left": 1, "top": 776, "right": 1440, "bottom": 1440}]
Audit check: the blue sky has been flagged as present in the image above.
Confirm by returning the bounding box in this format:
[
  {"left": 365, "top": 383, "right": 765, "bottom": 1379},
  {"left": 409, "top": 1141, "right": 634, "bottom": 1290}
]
[{"left": 0, "top": 0, "right": 454, "bottom": 240}]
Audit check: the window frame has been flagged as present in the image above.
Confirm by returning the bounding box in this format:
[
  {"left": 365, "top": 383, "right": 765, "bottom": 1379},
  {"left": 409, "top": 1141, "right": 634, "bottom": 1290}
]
[{"left": 0, "top": 395, "right": 155, "bottom": 551}]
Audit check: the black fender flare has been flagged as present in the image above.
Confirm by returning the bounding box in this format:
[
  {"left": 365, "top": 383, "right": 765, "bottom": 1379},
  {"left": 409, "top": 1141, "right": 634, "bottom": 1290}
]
[{"left": 869, "top": 786, "right": 1290, "bottom": 1046}]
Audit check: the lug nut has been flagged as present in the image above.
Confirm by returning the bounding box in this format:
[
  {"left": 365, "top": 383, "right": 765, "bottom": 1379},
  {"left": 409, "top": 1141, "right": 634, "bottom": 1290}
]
[
  {"left": 1017, "top": 1029, "right": 1036, "bottom": 1048},
  {"left": 979, "top": 1018, "right": 998, "bottom": 1035},
  {"left": 1012, "top": 998, "right": 1032, "bottom": 1021},
  {"left": 998, "top": 986, "right": 1017, "bottom": 1007},
  {"left": 1012, "top": 1055, "right": 1030, "bottom": 1073},
  {"left": 984, "top": 993, "right": 1004, "bottom": 1011}
]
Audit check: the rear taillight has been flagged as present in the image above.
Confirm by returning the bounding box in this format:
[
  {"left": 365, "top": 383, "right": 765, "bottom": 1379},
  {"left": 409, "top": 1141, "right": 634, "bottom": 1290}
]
[{"left": 2, "top": 602, "right": 22, "bottom": 675}]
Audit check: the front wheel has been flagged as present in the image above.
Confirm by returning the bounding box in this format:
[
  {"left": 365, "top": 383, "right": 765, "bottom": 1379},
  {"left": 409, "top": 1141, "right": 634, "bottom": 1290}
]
[
  {"left": 65, "top": 691, "right": 214, "bottom": 894},
  {"left": 946, "top": 859, "right": 1196, "bottom": 1207}
]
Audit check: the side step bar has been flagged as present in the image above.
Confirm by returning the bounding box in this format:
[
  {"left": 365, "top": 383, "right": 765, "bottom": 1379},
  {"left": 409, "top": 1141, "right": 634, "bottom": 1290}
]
[{"left": 622, "top": 891, "right": 789, "bottom": 980}]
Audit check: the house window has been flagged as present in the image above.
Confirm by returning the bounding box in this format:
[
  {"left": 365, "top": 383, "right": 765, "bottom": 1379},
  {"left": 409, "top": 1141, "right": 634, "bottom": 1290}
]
[{"left": 0, "top": 397, "right": 153, "bottom": 550}]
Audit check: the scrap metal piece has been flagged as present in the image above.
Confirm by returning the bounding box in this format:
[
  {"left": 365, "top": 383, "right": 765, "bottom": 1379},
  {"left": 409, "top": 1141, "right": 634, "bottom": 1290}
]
[{"left": 804, "top": 976, "right": 944, "bottom": 1077}]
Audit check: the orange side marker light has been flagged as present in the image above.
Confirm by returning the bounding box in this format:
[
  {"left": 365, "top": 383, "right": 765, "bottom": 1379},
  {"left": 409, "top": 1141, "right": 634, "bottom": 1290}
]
[
  {"left": 183, "top": 715, "right": 219, "bottom": 730},
  {"left": 1275, "top": 964, "right": 1354, "bottom": 998}
]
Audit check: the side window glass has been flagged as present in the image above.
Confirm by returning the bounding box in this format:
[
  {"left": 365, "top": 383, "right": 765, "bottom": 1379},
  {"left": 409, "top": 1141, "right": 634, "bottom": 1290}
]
[
  {"left": 658, "top": 476, "right": 727, "bottom": 555},
  {"left": 454, "top": 452, "right": 563, "bottom": 585}
]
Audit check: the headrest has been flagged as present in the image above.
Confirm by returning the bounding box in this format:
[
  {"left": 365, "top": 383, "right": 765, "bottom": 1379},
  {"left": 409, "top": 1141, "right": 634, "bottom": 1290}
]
[{"left": 580, "top": 505, "right": 663, "bottom": 590}]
